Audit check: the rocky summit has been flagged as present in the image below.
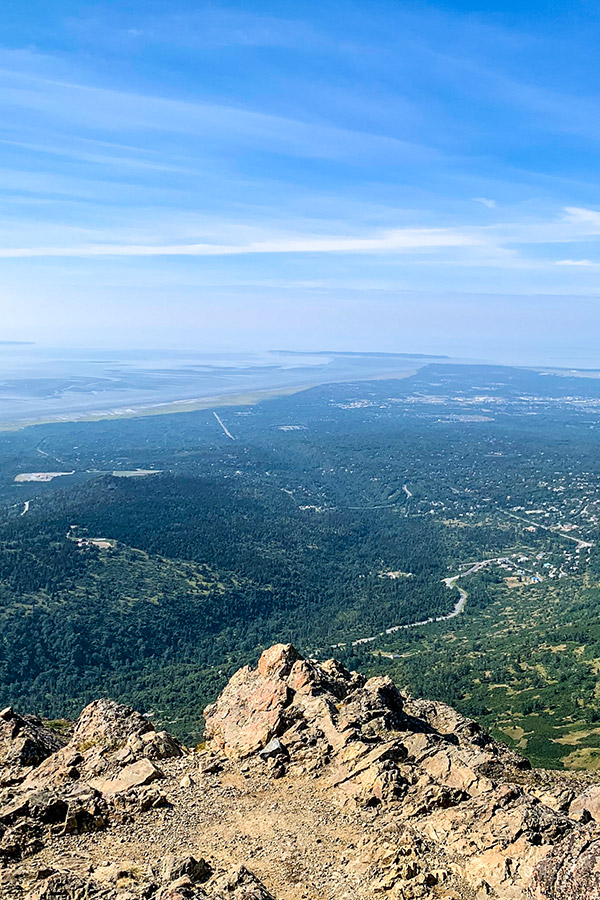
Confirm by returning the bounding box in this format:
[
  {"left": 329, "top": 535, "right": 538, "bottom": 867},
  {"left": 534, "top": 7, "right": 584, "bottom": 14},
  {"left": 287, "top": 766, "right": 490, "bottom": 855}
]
[{"left": 1, "top": 646, "right": 600, "bottom": 900}]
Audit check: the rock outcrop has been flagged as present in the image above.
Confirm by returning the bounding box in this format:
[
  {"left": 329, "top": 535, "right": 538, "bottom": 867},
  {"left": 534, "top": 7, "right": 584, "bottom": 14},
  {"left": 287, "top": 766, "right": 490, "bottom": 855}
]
[
  {"left": 0, "top": 698, "right": 182, "bottom": 865},
  {"left": 526, "top": 825, "right": 600, "bottom": 899},
  {"left": 203, "top": 645, "right": 598, "bottom": 898},
  {"left": 1, "top": 645, "right": 600, "bottom": 900},
  {"left": 0, "top": 707, "right": 66, "bottom": 789},
  {"left": 21, "top": 858, "right": 274, "bottom": 900}
]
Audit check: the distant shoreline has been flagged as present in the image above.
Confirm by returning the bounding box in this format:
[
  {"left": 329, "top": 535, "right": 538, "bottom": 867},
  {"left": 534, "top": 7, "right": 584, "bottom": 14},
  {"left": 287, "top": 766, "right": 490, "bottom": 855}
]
[
  {"left": 0, "top": 368, "right": 420, "bottom": 432},
  {"left": 0, "top": 385, "right": 308, "bottom": 432}
]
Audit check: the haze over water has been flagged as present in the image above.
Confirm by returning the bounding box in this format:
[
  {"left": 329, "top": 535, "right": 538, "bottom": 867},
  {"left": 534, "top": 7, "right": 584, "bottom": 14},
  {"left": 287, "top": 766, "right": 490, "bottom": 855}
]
[{"left": 0, "top": 345, "right": 451, "bottom": 427}]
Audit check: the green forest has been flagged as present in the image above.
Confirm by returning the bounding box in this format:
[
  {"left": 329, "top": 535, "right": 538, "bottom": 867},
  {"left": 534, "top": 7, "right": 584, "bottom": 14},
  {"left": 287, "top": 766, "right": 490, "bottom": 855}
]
[{"left": 1, "top": 364, "right": 600, "bottom": 764}]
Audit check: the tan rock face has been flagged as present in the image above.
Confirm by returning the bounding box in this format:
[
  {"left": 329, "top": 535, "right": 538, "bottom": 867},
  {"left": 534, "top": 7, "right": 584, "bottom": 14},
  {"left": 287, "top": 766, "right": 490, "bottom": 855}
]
[
  {"left": 527, "top": 825, "right": 600, "bottom": 899},
  {"left": 203, "top": 667, "right": 292, "bottom": 760},
  {"left": 256, "top": 644, "right": 301, "bottom": 679},
  {"left": 569, "top": 784, "right": 600, "bottom": 822},
  {"left": 3, "top": 645, "right": 600, "bottom": 900},
  {"left": 0, "top": 708, "right": 66, "bottom": 789}
]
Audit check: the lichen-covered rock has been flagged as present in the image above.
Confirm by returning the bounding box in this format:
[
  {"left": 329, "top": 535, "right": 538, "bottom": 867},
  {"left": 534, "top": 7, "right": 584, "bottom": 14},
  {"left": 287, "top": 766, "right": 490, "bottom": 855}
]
[
  {"left": 527, "top": 824, "right": 600, "bottom": 899},
  {"left": 0, "top": 708, "right": 67, "bottom": 789},
  {"left": 4, "top": 645, "right": 600, "bottom": 900},
  {"left": 569, "top": 784, "right": 600, "bottom": 823}
]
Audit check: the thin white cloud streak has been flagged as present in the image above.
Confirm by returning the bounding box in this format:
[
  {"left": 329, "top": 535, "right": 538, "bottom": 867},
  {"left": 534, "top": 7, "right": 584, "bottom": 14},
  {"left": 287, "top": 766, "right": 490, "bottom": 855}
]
[
  {"left": 0, "top": 59, "right": 438, "bottom": 165},
  {"left": 3, "top": 205, "right": 600, "bottom": 262},
  {"left": 563, "top": 207, "right": 600, "bottom": 231},
  {"left": 0, "top": 227, "right": 481, "bottom": 259},
  {"left": 0, "top": 137, "right": 200, "bottom": 175},
  {"left": 555, "top": 259, "right": 596, "bottom": 267}
]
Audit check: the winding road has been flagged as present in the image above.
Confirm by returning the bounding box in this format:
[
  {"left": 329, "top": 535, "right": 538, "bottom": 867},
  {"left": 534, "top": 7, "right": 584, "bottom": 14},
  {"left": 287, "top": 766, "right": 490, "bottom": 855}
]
[{"left": 331, "top": 556, "right": 507, "bottom": 651}]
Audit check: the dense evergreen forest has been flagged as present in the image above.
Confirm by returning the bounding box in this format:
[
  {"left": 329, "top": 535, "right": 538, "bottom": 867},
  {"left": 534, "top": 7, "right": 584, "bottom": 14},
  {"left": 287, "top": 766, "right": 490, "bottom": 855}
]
[{"left": 1, "top": 363, "right": 600, "bottom": 763}]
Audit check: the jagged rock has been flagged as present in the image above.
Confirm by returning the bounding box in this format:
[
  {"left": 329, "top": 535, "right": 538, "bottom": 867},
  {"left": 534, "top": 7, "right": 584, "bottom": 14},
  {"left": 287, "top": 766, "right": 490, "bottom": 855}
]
[
  {"left": 0, "top": 709, "right": 66, "bottom": 788},
  {"left": 158, "top": 855, "right": 212, "bottom": 884},
  {"left": 22, "top": 863, "right": 270, "bottom": 900},
  {"left": 217, "top": 866, "right": 276, "bottom": 900},
  {"left": 0, "top": 701, "right": 182, "bottom": 861},
  {"left": 527, "top": 824, "right": 600, "bottom": 899},
  {"left": 0, "top": 820, "right": 44, "bottom": 861},
  {"left": 4, "top": 645, "right": 600, "bottom": 900},
  {"left": 257, "top": 739, "right": 287, "bottom": 761},
  {"left": 257, "top": 644, "right": 300, "bottom": 679},
  {"left": 532, "top": 786, "right": 575, "bottom": 814},
  {"left": 72, "top": 699, "right": 152, "bottom": 749},
  {"left": 157, "top": 878, "right": 206, "bottom": 900},
  {"left": 23, "top": 700, "right": 182, "bottom": 796},
  {"left": 61, "top": 787, "right": 108, "bottom": 834},
  {"left": 24, "top": 871, "right": 113, "bottom": 899},
  {"left": 569, "top": 784, "right": 600, "bottom": 822},
  {"left": 203, "top": 645, "right": 591, "bottom": 897},
  {"left": 203, "top": 665, "right": 292, "bottom": 759}
]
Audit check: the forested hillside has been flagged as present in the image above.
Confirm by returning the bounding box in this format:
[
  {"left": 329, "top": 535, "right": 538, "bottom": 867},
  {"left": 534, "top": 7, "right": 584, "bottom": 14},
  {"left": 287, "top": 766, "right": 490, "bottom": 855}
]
[
  {"left": 0, "top": 470, "right": 450, "bottom": 739},
  {"left": 1, "top": 365, "right": 600, "bottom": 764}
]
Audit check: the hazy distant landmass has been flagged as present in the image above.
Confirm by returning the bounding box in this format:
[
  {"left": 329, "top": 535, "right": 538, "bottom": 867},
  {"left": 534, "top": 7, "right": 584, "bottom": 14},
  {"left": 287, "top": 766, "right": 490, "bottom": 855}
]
[
  {"left": 0, "top": 340, "right": 35, "bottom": 345},
  {"left": 0, "top": 346, "right": 452, "bottom": 428},
  {"left": 276, "top": 350, "right": 451, "bottom": 359}
]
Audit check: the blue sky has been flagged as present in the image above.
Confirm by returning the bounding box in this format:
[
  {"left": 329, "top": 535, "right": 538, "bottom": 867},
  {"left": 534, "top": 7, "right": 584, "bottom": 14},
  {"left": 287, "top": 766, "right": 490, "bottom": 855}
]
[{"left": 3, "top": 1, "right": 600, "bottom": 364}]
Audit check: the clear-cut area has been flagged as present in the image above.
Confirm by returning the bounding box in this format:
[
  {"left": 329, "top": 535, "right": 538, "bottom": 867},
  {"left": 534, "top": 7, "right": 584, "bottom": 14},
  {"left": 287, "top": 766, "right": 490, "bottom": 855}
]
[{"left": 1, "top": 645, "right": 599, "bottom": 900}]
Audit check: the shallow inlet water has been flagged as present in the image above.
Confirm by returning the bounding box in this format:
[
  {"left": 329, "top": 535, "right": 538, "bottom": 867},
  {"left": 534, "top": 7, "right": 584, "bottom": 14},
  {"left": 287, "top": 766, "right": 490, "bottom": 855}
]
[{"left": 0, "top": 346, "right": 449, "bottom": 427}]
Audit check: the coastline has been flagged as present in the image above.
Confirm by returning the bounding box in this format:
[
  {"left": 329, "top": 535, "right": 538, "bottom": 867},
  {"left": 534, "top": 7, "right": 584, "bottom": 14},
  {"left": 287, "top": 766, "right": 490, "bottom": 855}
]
[{"left": 0, "top": 367, "right": 419, "bottom": 432}]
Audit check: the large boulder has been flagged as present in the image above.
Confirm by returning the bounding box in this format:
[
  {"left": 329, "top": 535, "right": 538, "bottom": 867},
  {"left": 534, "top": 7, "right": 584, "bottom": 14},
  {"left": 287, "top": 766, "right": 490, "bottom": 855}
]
[
  {"left": 203, "top": 644, "right": 366, "bottom": 760},
  {"left": 569, "top": 784, "right": 600, "bottom": 823},
  {"left": 0, "top": 708, "right": 66, "bottom": 788},
  {"left": 0, "top": 700, "right": 183, "bottom": 862},
  {"left": 527, "top": 824, "right": 600, "bottom": 899}
]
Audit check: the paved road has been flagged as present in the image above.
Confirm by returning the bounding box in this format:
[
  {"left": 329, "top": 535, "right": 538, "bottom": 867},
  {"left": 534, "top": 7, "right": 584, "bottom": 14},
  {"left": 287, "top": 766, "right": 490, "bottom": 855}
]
[
  {"left": 503, "top": 510, "right": 595, "bottom": 550},
  {"left": 213, "top": 411, "right": 235, "bottom": 440},
  {"left": 331, "top": 556, "right": 507, "bottom": 650}
]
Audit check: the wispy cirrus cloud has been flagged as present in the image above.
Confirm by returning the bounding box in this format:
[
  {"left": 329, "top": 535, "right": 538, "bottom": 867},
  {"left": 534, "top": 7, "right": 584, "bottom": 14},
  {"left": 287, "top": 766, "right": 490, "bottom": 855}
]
[
  {"left": 3, "top": 3, "right": 600, "bottom": 358},
  {"left": 0, "top": 56, "right": 436, "bottom": 166},
  {"left": 3, "top": 204, "right": 600, "bottom": 262},
  {"left": 555, "top": 258, "right": 596, "bottom": 267},
  {"left": 563, "top": 207, "right": 600, "bottom": 231},
  {"left": 0, "top": 226, "right": 481, "bottom": 259}
]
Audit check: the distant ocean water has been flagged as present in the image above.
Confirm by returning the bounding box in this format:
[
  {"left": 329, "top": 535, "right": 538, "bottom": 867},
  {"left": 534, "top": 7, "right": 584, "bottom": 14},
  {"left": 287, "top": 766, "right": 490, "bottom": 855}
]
[{"left": 0, "top": 346, "right": 447, "bottom": 427}]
